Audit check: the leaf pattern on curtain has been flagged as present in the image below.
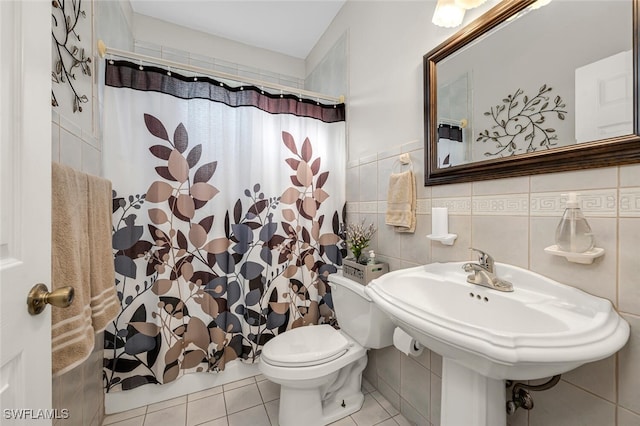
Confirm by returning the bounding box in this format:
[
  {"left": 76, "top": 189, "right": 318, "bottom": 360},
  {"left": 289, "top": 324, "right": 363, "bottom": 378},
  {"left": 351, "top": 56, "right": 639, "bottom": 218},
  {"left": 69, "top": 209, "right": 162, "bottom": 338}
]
[{"left": 105, "top": 114, "right": 346, "bottom": 392}]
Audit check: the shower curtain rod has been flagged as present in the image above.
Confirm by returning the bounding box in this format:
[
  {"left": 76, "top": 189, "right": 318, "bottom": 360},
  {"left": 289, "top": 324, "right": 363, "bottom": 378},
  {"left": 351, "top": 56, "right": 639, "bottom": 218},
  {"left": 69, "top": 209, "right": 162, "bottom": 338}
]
[
  {"left": 438, "top": 117, "right": 468, "bottom": 129},
  {"left": 97, "top": 40, "right": 344, "bottom": 104}
]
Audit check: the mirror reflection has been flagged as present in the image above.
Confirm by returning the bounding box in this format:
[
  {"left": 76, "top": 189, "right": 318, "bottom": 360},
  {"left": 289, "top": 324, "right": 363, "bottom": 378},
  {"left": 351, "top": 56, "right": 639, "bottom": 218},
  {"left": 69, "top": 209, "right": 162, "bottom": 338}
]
[{"left": 434, "top": 0, "right": 632, "bottom": 168}]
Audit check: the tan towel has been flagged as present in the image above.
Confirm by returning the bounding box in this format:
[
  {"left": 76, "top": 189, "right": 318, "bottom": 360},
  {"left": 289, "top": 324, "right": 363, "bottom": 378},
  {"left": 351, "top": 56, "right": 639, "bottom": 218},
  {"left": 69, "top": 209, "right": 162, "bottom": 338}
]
[
  {"left": 385, "top": 170, "right": 416, "bottom": 233},
  {"left": 52, "top": 162, "right": 95, "bottom": 376},
  {"left": 87, "top": 174, "right": 119, "bottom": 332},
  {"left": 51, "top": 163, "right": 119, "bottom": 376}
]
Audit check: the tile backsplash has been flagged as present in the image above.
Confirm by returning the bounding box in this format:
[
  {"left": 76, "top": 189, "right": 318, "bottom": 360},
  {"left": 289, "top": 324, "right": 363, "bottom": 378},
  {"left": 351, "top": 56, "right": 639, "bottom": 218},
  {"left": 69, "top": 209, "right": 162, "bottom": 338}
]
[{"left": 354, "top": 144, "right": 640, "bottom": 426}]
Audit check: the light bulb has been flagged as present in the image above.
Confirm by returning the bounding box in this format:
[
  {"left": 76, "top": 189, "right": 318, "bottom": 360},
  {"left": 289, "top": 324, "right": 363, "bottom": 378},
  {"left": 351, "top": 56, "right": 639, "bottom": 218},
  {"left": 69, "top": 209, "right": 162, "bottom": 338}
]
[
  {"left": 454, "top": 0, "right": 488, "bottom": 9},
  {"left": 530, "top": 0, "right": 552, "bottom": 10},
  {"left": 432, "top": 0, "right": 466, "bottom": 28}
]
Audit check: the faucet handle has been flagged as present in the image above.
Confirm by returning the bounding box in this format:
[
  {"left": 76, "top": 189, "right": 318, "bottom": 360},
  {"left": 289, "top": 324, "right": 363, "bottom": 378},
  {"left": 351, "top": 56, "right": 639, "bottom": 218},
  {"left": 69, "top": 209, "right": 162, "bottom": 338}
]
[{"left": 469, "top": 247, "right": 494, "bottom": 272}]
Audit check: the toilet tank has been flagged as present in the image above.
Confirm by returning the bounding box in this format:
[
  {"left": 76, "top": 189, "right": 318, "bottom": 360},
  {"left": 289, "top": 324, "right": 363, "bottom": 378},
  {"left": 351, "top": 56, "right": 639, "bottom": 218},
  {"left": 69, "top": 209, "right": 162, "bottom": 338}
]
[{"left": 328, "top": 272, "right": 394, "bottom": 349}]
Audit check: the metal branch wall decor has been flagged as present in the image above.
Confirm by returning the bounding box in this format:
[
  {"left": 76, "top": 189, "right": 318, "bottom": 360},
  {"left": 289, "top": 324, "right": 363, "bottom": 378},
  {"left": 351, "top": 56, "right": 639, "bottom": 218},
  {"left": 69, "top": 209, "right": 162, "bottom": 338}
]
[
  {"left": 476, "top": 84, "right": 567, "bottom": 157},
  {"left": 52, "top": 0, "right": 91, "bottom": 113}
]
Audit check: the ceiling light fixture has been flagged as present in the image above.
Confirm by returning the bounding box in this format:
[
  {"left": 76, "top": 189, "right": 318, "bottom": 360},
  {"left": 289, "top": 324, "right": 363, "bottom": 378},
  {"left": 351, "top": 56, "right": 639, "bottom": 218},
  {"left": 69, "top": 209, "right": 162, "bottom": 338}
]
[
  {"left": 530, "top": 0, "right": 552, "bottom": 10},
  {"left": 432, "top": 0, "right": 466, "bottom": 28},
  {"left": 454, "top": 0, "right": 488, "bottom": 9}
]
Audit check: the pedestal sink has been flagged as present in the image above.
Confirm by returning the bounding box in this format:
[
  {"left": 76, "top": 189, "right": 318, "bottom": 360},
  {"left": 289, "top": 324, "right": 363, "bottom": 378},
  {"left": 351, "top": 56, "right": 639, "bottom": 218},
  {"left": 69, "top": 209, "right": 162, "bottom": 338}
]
[{"left": 364, "top": 262, "right": 630, "bottom": 426}]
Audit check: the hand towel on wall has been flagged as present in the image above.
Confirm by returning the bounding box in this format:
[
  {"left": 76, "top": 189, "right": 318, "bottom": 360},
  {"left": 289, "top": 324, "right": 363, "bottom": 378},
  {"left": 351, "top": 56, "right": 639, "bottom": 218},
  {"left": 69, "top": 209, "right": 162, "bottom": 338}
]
[
  {"left": 51, "top": 162, "right": 95, "bottom": 376},
  {"left": 385, "top": 169, "right": 416, "bottom": 233},
  {"left": 87, "top": 173, "right": 119, "bottom": 332},
  {"left": 51, "top": 162, "right": 119, "bottom": 376}
]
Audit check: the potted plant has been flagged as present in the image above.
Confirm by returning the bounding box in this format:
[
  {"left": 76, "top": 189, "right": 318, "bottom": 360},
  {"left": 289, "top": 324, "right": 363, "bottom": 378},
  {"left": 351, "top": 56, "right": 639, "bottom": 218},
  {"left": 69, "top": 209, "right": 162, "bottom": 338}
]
[{"left": 345, "top": 220, "right": 376, "bottom": 264}]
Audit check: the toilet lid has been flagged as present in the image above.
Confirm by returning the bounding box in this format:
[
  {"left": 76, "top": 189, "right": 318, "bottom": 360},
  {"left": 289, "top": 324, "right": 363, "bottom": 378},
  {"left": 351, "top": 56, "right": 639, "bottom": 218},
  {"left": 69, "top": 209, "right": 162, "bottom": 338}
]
[{"left": 261, "top": 324, "right": 351, "bottom": 367}]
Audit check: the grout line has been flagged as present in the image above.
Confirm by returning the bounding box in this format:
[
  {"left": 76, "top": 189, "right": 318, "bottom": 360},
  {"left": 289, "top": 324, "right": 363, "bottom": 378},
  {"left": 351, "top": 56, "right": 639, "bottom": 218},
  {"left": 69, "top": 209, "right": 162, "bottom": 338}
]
[
  {"left": 221, "top": 386, "right": 228, "bottom": 420},
  {"left": 560, "top": 376, "right": 617, "bottom": 405}
]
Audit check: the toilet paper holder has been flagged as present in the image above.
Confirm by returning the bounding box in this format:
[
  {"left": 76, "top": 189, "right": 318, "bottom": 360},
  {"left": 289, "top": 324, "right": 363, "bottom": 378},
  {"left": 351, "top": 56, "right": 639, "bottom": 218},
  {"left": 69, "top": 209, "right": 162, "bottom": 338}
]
[{"left": 392, "top": 327, "right": 423, "bottom": 357}]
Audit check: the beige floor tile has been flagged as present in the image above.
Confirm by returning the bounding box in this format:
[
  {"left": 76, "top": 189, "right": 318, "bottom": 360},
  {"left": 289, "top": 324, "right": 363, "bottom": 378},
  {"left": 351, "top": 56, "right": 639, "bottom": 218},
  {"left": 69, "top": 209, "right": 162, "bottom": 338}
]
[
  {"left": 257, "top": 380, "right": 281, "bottom": 403},
  {"left": 224, "top": 383, "right": 263, "bottom": 414},
  {"left": 328, "top": 416, "right": 357, "bottom": 425},
  {"left": 143, "top": 404, "right": 186, "bottom": 426},
  {"left": 392, "top": 414, "right": 412, "bottom": 426},
  {"left": 351, "top": 394, "right": 391, "bottom": 426},
  {"left": 186, "top": 394, "right": 226, "bottom": 426},
  {"left": 264, "top": 399, "right": 280, "bottom": 426},
  {"left": 370, "top": 391, "right": 399, "bottom": 416},
  {"left": 103, "top": 373, "right": 417, "bottom": 426},
  {"left": 146, "top": 396, "right": 187, "bottom": 413},
  {"left": 198, "top": 417, "right": 229, "bottom": 426},
  {"left": 222, "top": 377, "right": 256, "bottom": 392},
  {"left": 372, "top": 419, "right": 399, "bottom": 426},
  {"left": 102, "top": 416, "right": 145, "bottom": 426},
  {"left": 227, "top": 405, "right": 271, "bottom": 426},
  {"left": 103, "top": 407, "right": 146, "bottom": 425},
  {"left": 187, "top": 385, "right": 223, "bottom": 402}
]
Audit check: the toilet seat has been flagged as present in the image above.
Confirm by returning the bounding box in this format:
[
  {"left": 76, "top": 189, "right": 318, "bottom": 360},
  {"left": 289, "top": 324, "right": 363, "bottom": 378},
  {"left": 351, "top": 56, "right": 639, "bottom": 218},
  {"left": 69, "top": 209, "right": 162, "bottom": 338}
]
[{"left": 261, "top": 324, "right": 351, "bottom": 367}]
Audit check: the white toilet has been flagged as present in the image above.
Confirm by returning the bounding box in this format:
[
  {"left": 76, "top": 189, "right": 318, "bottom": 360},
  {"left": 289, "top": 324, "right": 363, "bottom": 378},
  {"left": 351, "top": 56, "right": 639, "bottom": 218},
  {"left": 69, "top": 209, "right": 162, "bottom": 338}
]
[{"left": 259, "top": 272, "right": 394, "bottom": 426}]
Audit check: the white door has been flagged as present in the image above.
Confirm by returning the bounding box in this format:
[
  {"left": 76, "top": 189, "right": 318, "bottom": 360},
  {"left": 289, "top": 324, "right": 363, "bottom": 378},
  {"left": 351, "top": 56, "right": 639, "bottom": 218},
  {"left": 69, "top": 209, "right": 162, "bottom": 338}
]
[
  {"left": 575, "top": 50, "right": 633, "bottom": 143},
  {"left": 0, "top": 1, "right": 53, "bottom": 424}
]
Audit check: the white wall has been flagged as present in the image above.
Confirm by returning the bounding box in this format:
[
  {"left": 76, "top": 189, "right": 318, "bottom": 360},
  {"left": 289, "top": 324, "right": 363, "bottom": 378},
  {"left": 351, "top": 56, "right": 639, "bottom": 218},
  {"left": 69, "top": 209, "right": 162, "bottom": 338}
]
[{"left": 133, "top": 13, "right": 306, "bottom": 81}]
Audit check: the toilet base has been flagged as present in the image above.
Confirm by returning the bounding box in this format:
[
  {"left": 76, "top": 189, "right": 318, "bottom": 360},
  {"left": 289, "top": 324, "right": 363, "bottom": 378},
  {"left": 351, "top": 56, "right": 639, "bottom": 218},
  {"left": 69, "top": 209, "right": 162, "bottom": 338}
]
[
  {"left": 276, "top": 353, "right": 368, "bottom": 426},
  {"left": 279, "top": 387, "right": 364, "bottom": 426},
  {"left": 321, "top": 391, "right": 365, "bottom": 425}
]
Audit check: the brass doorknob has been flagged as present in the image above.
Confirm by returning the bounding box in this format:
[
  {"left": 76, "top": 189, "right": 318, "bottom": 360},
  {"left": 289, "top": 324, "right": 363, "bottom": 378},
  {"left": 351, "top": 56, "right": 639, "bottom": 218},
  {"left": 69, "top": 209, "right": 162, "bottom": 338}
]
[{"left": 27, "top": 283, "right": 75, "bottom": 315}]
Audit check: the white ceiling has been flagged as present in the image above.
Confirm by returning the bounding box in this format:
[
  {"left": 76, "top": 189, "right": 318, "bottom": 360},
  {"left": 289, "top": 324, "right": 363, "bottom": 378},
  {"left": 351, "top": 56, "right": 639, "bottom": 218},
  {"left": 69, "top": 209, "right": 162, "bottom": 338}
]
[{"left": 129, "top": 0, "right": 346, "bottom": 59}]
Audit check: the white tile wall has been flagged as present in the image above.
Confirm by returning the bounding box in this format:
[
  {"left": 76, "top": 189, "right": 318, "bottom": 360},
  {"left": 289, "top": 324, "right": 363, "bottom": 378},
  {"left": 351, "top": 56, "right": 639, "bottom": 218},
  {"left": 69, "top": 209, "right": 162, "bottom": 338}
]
[
  {"left": 352, "top": 144, "right": 640, "bottom": 425},
  {"left": 529, "top": 380, "right": 616, "bottom": 426},
  {"left": 399, "top": 356, "right": 430, "bottom": 420},
  {"left": 59, "top": 127, "right": 84, "bottom": 170},
  {"left": 620, "top": 164, "right": 640, "bottom": 187}
]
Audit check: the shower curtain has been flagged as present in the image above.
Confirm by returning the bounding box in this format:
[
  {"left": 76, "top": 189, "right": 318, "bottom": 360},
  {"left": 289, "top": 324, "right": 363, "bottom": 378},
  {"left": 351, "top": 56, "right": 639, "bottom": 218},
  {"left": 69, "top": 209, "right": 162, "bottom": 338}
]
[{"left": 102, "top": 60, "right": 346, "bottom": 392}]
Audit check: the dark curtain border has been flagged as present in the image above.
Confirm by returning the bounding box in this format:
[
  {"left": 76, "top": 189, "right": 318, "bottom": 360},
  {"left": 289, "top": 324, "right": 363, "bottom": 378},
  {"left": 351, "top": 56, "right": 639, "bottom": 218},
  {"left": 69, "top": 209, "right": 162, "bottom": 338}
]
[
  {"left": 438, "top": 124, "right": 463, "bottom": 142},
  {"left": 105, "top": 60, "right": 345, "bottom": 123}
]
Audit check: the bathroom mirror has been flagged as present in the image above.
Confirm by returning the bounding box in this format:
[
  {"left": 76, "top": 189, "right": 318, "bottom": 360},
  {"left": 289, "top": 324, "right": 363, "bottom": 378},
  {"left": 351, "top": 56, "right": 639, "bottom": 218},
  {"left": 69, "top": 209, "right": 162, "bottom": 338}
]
[{"left": 424, "top": 0, "right": 640, "bottom": 185}]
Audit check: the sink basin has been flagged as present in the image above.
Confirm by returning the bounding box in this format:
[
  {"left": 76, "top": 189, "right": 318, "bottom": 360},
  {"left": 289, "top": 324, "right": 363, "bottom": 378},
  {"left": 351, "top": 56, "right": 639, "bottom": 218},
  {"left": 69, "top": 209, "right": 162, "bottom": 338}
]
[{"left": 365, "top": 262, "right": 629, "bottom": 426}]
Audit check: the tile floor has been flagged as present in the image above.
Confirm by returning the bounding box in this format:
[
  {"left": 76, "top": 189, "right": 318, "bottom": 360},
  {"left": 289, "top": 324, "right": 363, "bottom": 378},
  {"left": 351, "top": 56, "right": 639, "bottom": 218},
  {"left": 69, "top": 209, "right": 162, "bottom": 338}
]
[{"left": 102, "top": 375, "right": 411, "bottom": 426}]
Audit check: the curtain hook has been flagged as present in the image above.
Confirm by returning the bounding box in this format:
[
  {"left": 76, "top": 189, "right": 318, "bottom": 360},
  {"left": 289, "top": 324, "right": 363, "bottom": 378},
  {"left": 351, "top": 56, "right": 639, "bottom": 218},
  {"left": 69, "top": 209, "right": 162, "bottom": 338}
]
[
  {"left": 138, "top": 60, "right": 144, "bottom": 71},
  {"left": 280, "top": 90, "right": 284, "bottom": 98},
  {"left": 167, "top": 66, "right": 171, "bottom": 76},
  {"left": 260, "top": 86, "right": 265, "bottom": 95},
  {"left": 108, "top": 53, "right": 114, "bottom": 65}
]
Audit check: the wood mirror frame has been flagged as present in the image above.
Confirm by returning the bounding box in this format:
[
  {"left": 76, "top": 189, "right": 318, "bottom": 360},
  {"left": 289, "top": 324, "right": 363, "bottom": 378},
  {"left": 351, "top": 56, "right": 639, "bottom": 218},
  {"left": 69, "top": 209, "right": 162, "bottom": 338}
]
[{"left": 424, "top": 0, "right": 640, "bottom": 186}]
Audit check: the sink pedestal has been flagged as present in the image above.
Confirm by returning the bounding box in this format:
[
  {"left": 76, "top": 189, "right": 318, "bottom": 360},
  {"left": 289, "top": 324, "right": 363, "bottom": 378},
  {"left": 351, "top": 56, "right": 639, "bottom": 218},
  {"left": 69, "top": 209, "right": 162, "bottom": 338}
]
[{"left": 441, "top": 359, "right": 506, "bottom": 426}]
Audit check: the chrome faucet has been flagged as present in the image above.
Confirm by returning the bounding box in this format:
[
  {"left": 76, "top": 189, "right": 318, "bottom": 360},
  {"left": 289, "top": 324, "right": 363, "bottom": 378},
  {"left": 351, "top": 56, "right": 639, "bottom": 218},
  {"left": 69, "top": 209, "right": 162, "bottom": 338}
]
[{"left": 462, "top": 248, "right": 513, "bottom": 292}]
